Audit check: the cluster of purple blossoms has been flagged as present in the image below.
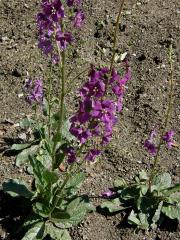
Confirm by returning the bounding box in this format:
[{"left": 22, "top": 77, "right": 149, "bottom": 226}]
[
  {"left": 36, "top": 0, "right": 85, "bottom": 62},
  {"left": 69, "top": 61, "right": 131, "bottom": 162},
  {"left": 144, "top": 127, "right": 158, "bottom": 156},
  {"left": 163, "top": 130, "right": 175, "bottom": 149},
  {"left": 144, "top": 128, "right": 175, "bottom": 156},
  {"left": 24, "top": 79, "right": 43, "bottom": 105}
]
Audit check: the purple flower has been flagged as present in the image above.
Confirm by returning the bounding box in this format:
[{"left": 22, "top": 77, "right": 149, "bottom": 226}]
[
  {"left": 67, "top": 0, "right": 82, "bottom": 7},
  {"left": 85, "top": 149, "right": 101, "bottom": 161},
  {"left": 101, "top": 189, "right": 116, "bottom": 198},
  {"left": 163, "top": 130, "right": 175, "bottom": 149},
  {"left": 74, "top": 10, "right": 85, "bottom": 28},
  {"left": 36, "top": 12, "right": 53, "bottom": 32},
  {"left": 56, "top": 31, "right": 73, "bottom": 49},
  {"left": 65, "top": 147, "right": 76, "bottom": 164},
  {"left": 144, "top": 128, "right": 157, "bottom": 156},
  {"left": 91, "top": 100, "right": 115, "bottom": 123},
  {"left": 24, "top": 79, "right": 43, "bottom": 105},
  {"left": 52, "top": 54, "right": 60, "bottom": 64},
  {"left": 38, "top": 35, "right": 53, "bottom": 55},
  {"left": 42, "top": 0, "right": 64, "bottom": 22},
  {"left": 70, "top": 123, "right": 91, "bottom": 144}
]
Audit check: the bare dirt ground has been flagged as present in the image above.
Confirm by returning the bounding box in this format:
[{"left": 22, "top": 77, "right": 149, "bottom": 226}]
[{"left": 0, "top": 0, "right": 180, "bottom": 239}]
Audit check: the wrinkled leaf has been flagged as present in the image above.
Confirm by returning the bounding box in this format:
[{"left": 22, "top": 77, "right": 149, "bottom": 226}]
[
  {"left": 140, "top": 185, "right": 148, "bottom": 195},
  {"left": 138, "top": 170, "right": 148, "bottom": 181},
  {"left": 151, "top": 201, "right": 163, "bottom": 229},
  {"left": 113, "top": 178, "right": 127, "bottom": 189},
  {"left": 101, "top": 198, "right": 128, "bottom": 213},
  {"left": 11, "top": 143, "right": 31, "bottom": 151},
  {"left": 65, "top": 172, "right": 86, "bottom": 191},
  {"left": 128, "top": 210, "right": 140, "bottom": 225},
  {"left": 33, "top": 202, "right": 50, "bottom": 218},
  {"left": 42, "top": 98, "right": 49, "bottom": 117},
  {"left": 121, "top": 186, "right": 139, "bottom": 200},
  {"left": 163, "top": 183, "right": 180, "bottom": 195},
  {"left": 2, "top": 179, "right": 33, "bottom": 198},
  {"left": 19, "top": 118, "right": 34, "bottom": 129},
  {"left": 30, "top": 157, "right": 58, "bottom": 189},
  {"left": 45, "top": 222, "right": 71, "bottom": 240},
  {"left": 51, "top": 211, "right": 71, "bottom": 223},
  {"left": 153, "top": 173, "right": 171, "bottom": 191},
  {"left": 22, "top": 222, "right": 45, "bottom": 240},
  {"left": 62, "top": 119, "right": 75, "bottom": 142},
  {"left": 162, "top": 203, "right": 180, "bottom": 220},
  {"left": 16, "top": 145, "right": 39, "bottom": 167},
  {"left": 167, "top": 193, "right": 180, "bottom": 203},
  {"left": 53, "top": 197, "right": 93, "bottom": 228}
]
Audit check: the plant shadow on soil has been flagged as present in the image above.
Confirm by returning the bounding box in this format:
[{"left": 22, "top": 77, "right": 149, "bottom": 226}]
[{"left": 97, "top": 205, "right": 179, "bottom": 233}]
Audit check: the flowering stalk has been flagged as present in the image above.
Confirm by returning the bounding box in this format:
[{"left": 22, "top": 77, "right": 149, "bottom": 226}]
[
  {"left": 149, "top": 45, "right": 175, "bottom": 191},
  {"left": 110, "top": 0, "right": 125, "bottom": 72},
  {"left": 47, "top": 64, "right": 53, "bottom": 138}
]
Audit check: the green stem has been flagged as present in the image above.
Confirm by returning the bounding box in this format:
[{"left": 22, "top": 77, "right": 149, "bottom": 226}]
[
  {"left": 149, "top": 45, "right": 174, "bottom": 191},
  {"left": 49, "top": 163, "right": 74, "bottom": 216},
  {"left": 110, "top": 0, "right": 125, "bottom": 72},
  {"left": 47, "top": 64, "right": 53, "bottom": 139},
  {"left": 52, "top": 39, "right": 66, "bottom": 170}
]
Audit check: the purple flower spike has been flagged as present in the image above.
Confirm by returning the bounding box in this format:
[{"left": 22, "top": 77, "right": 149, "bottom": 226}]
[
  {"left": 85, "top": 149, "right": 101, "bottom": 162},
  {"left": 74, "top": 10, "right": 85, "bottom": 28},
  {"left": 101, "top": 189, "right": 116, "bottom": 198},
  {"left": 163, "top": 130, "right": 175, "bottom": 149},
  {"left": 144, "top": 128, "right": 157, "bottom": 156}
]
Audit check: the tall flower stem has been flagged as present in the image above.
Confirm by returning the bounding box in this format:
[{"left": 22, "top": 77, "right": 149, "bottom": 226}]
[
  {"left": 149, "top": 45, "right": 175, "bottom": 191},
  {"left": 110, "top": 0, "right": 125, "bottom": 72},
  {"left": 47, "top": 64, "right": 53, "bottom": 139}
]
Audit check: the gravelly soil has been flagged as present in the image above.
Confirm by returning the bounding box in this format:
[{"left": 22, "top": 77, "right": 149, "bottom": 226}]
[{"left": 0, "top": 0, "right": 180, "bottom": 239}]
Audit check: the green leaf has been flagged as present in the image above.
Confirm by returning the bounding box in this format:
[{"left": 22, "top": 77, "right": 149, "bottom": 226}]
[
  {"left": 33, "top": 202, "right": 50, "bottom": 218},
  {"left": 16, "top": 145, "right": 39, "bottom": 167},
  {"left": 138, "top": 212, "right": 149, "bottom": 229},
  {"left": 128, "top": 210, "right": 141, "bottom": 225},
  {"left": 11, "top": 143, "right": 31, "bottom": 151},
  {"left": 62, "top": 119, "right": 75, "bottom": 142},
  {"left": 45, "top": 222, "right": 71, "bottom": 240},
  {"left": 138, "top": 170, "right": 148, "bottom": 181},
  {"left": 153, "top": 173, "right": 171, "bottom": 191},
  {"left": 51, "top": 211, "right": 71, "bottom": 223},
  {"left": 54, "top": 197, "right": 93, "bottom": 228},
  {"left": 113, "top": 178, "right": 127, "bottom": 189},
  {"left": 22, "top": 222, "right": 45, "bottom": 240},
  {"left": 42, "top": 98, "right": 49, "bottom": 117},
  {"left": 162, "top": 203, "right": 180, "bottom": 220},
  {"left": 65, "top": 172, "right": 86, "bottom": 191},
  {"left": 151, "top": 201, "right": 163, "bottom": 229},
  {"left": 163, "top": 183, "right": 180, "bottom": 195},
  {"left": 100, "top": 198, "right": 128, "bottom": 213},
  {"left": 140, "top": 185, "right": 148, "bottom": 195},
  {"left": 19, "top": 118, "right": 34, "bottom": 129},
  {"left": 128, "top": 211, "right": 149, "bottom": 229},
  {"left": 121, "top": 186, "right": 139, "bottom": 200},
  {"left": 29, "top": 157, "right": 58, "bottom": 189},
  {"left": 167, "top": 193, "right": 180, "bottom": 203},
  {"left": 2, "top": 179, "right": 33, "bottom": 198}
]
